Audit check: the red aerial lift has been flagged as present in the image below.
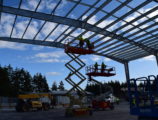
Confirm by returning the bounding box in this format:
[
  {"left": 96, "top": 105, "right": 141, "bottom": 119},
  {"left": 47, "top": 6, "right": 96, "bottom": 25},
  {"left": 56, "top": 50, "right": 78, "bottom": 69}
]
[{"left": 86, "top": 64, "right": 116, "bottom": 110}]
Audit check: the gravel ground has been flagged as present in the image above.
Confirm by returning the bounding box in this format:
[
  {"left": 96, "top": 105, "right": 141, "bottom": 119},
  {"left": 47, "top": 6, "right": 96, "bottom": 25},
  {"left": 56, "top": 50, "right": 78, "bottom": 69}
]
[{"left": 0, "top": 102, "right": 137, "bottom": 120}]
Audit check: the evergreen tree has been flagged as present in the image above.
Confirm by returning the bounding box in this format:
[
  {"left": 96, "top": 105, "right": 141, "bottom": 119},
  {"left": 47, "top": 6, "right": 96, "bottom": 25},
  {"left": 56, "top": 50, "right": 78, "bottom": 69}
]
[
  {"left": 11, "top": 68, "right": 33, "bottom": 94},
  {"left": 32, "top": 73, "right": 49, "bottom": 92},
  {"left": 58, "top": 81, "right": 65, "bottom": 91},
  {"left": 0, "top": 64, "right": 50, "bottom": 96},
  {"left": 11, "top": 68, "right": 22, "bottom": 95},
  {"left": 22, "top": 71, "right": 33, "bottom": 93},
  {"left": 51, "top": 81, "right": 57, "bottom": 91},
  {"left": 0, "top": 66, "right": 11, "bottom": 96}
]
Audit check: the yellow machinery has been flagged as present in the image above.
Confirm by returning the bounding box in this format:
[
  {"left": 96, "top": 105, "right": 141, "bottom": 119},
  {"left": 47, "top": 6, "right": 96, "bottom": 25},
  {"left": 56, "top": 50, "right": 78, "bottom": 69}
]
[
  {"left": 65, "top": 94, "right": 92, "bottom": 117},
  {"left": 16, "top": 93, "right": 53, "bottom": 112}
]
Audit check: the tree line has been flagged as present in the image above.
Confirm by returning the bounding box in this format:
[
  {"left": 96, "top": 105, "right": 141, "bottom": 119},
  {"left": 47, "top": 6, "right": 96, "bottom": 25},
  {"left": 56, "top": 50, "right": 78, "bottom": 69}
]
[
  {"left": 0, "top": 65, "right": 65, "bottom": 97},
  {"left": 85, "top": 81, "right": 128, "bottom": 98},
  {"left": 1, "top": 64, "right": 140, "bottom": 99}
]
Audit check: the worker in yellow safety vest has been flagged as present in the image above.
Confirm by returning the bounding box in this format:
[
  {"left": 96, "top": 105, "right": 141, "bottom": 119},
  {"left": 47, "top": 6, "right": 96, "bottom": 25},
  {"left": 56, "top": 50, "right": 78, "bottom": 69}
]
[
  {"left": 77, "top": 36, "right": 84, "bottom": 48},
  {"left": 85, "top": 39, "right": 91, "bottom": 49}
]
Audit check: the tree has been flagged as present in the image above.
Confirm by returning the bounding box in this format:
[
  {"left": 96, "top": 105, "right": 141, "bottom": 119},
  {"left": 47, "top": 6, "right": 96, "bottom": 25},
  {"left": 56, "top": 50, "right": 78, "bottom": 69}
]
[
  {"left": 0, "top": 66, "right": 11, "bottom": 96},
  {"left": 51, "top": 81, "right": 57, "bottom": 91},
  {"left": 32, "top": 73, "right": 49, "bottom": 92},
  {"left": 58, "top": 81, "right": 65, "bottom": 91},
  {"left": 22, "top": 71, "right": 33, "bottom": 93},
  {"left": 0, "top": 64, "right": 51, "bottom": 97}
]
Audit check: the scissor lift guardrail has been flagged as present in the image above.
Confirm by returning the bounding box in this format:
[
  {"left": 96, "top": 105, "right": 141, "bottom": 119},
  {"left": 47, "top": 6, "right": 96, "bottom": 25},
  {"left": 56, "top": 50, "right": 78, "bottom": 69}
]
[{"left": 65, "top": 52, "right": 86, "bottom": 95}]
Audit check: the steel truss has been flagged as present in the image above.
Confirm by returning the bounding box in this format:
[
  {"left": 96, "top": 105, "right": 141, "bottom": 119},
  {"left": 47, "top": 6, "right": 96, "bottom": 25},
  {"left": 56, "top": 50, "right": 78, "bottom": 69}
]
[{"left": 0, "top": 0, "right": 158, "bottom": 62}]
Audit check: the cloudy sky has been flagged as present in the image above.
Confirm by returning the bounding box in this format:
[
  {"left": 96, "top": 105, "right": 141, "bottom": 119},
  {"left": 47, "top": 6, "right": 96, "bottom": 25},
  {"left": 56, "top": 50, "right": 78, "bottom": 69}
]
[{"left": 0, "top": 0, "right": 158, "bottom": 89}]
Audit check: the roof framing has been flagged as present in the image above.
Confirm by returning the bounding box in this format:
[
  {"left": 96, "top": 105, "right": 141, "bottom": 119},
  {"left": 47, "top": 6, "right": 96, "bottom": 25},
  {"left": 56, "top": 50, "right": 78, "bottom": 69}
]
[{"left": 0, "top": 0, "right": 158, "bottom": 63}]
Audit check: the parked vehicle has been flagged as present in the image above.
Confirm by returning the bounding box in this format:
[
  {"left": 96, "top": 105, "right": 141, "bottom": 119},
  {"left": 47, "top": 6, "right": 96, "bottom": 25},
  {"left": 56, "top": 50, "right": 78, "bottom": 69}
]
[{"left": 15, "top": 93, "right": 53, "bottom": 112}]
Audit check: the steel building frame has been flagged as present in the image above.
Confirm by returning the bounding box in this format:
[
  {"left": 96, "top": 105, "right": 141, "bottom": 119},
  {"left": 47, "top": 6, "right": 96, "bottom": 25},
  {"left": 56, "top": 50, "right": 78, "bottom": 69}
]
[{"left": 0, "top": 0, "right": 158, "bottom": 65}]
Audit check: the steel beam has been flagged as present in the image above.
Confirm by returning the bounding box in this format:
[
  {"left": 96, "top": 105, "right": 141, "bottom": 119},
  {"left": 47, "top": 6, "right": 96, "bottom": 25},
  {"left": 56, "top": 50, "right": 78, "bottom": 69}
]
[
  {"left": 43, "top": 0, "right": 82, "bottom": 42},
  {"left": 94, "top": 17, "right": 158, "bottom": 52},
  {"left": 95, "top": 53, "right": 124, "bottom": 63},
  {"left": 109, "top": 32, "right": 158, "bottom": 56},
  {"left": 128, "top": 53, "right": 150, "bottom": 61},
  {"left": 98, "top": 28, "right": 158, "bottom": 54},
  {"left": 58, "top": 0, "right": 111, "bottom": 43},
  {"left": 0, "top": 37, "right": 65, "bottom": 48},
  {"left": 0, "top": 37, "right": 124, "bottom": 63},
  {"left": 0, "top": 6, "right": 156, "bottom": 54},
  {"left": 68, "top": 0, "right": 131, "bottom": 44},
  {"left": 116, "top": 51, "right": 147, "bottom": 59},
  {"left": 21, "top": 0, "right": 42, "bottom": 39},
  {"left": 109, "top": 46, "right": 141, "bottom": 57},
  {"left": 95, "top": 7, "right": 158, "bottom": 54}
]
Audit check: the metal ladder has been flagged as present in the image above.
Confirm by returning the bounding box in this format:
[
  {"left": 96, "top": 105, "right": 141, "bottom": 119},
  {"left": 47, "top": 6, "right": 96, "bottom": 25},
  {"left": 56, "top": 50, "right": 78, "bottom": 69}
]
[{"left": 65, "top": 52, "right": 86, "bottom": 95}]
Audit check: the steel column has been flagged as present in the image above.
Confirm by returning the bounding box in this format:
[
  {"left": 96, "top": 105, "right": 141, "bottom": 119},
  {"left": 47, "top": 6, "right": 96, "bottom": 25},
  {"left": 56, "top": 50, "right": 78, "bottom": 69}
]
[
  {"left": 155, "top": 53, "right": 158, "bottom": 67},
  {"left": 124, "top": 62, "right": 130, "bottom": 82},
  {"left": 124, "top": 62, "right": 132, "bottom": 107}
]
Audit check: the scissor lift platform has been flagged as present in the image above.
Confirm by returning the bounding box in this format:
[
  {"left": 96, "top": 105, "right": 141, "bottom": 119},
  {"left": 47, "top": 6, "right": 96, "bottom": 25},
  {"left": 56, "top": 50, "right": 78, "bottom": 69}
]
[
  {"left": 65, "top": 46, "right": 94, "bottom": 55},
  {"left": 86, "top": 65, "right": 116, "bottom": 77}
]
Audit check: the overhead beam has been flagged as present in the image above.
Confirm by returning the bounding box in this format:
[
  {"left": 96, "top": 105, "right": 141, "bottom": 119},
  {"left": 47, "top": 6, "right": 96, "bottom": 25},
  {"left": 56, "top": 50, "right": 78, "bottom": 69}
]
[
  {"left": 128, "top": 53, "right": 150, "bottom": 61},
  {"left": 0, "top": 6, "right": 156, "bottom": 55},
  {"left": 109, "top": 31, "right": 158, "bottom": 56},
  {"left": 0, "top": 37, "right": 65, "bottom": 48},
  {"left": 0, "top": 37, "right": 124, "bottom": 63}
]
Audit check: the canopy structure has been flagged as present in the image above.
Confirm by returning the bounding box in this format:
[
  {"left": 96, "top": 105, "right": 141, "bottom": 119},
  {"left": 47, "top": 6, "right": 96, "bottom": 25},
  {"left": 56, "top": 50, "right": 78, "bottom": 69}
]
[{"left": 0, "top": 0, "right": 158, "bottom": 63}]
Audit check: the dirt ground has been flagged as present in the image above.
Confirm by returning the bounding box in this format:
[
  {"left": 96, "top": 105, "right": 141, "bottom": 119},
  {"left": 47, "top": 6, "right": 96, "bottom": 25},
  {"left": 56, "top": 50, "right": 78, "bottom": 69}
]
[{"left": 0, "top": 102, "right": 137, "bottom": 120}]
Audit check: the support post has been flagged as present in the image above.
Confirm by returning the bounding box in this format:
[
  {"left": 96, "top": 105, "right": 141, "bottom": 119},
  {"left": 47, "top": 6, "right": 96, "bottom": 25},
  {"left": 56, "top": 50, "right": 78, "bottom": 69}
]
[
  {"left": 154, "top": 53, "right": 158, "bottom": 96},
  {"left": 124, "top": 61, "right": 132, "bottom": 107},
  {"left": 155, "top": 52, "right": 158, "bottom": 67},
  {"left": 124, "top": 61, "right": 130, "bottom": 82}
]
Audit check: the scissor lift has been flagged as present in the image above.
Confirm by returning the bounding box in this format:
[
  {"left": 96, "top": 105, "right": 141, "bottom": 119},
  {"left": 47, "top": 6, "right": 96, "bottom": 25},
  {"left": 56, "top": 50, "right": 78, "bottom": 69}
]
[
  {"left": 65, "top": 53, "right": 86, "bottom": 95},
  {"left": 65, "top": 39, "right": 94, "bottom": 94},
  {"left": 128, "top": 75, "right": 158, "bottom": 120},
  {"left": 64, "top": 39, "right": 94, "bottom": 117},
  {"left": 86, "top": 65, "right": 116, "bottom": 77}
]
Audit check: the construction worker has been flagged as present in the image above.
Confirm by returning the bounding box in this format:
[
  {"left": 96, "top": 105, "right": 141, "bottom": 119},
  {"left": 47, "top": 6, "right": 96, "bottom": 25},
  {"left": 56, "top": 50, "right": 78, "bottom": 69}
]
[
  {"left": 101, "top": 62, "right": 106, "bottom": 73},
  {"left": 77, "top": 36, "right": 84, "bottom": 48},
  {"left": 94, "top": 62, "right": 98, "bottom": 72},
  {"left": 85, "top": 38, "right": 91, "bottom": 49}
]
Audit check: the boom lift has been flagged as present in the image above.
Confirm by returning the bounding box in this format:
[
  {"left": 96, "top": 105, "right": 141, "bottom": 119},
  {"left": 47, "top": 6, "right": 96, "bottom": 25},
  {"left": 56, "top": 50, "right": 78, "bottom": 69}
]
[{"left": 86, "top": 65, "right": 116, "bottom": 110}]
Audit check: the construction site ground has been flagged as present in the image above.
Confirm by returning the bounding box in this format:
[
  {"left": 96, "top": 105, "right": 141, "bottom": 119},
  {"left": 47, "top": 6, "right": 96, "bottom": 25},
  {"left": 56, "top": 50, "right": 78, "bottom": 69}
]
[{"left": 0, "top": 102, "right": 137, "bottom": 120}]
